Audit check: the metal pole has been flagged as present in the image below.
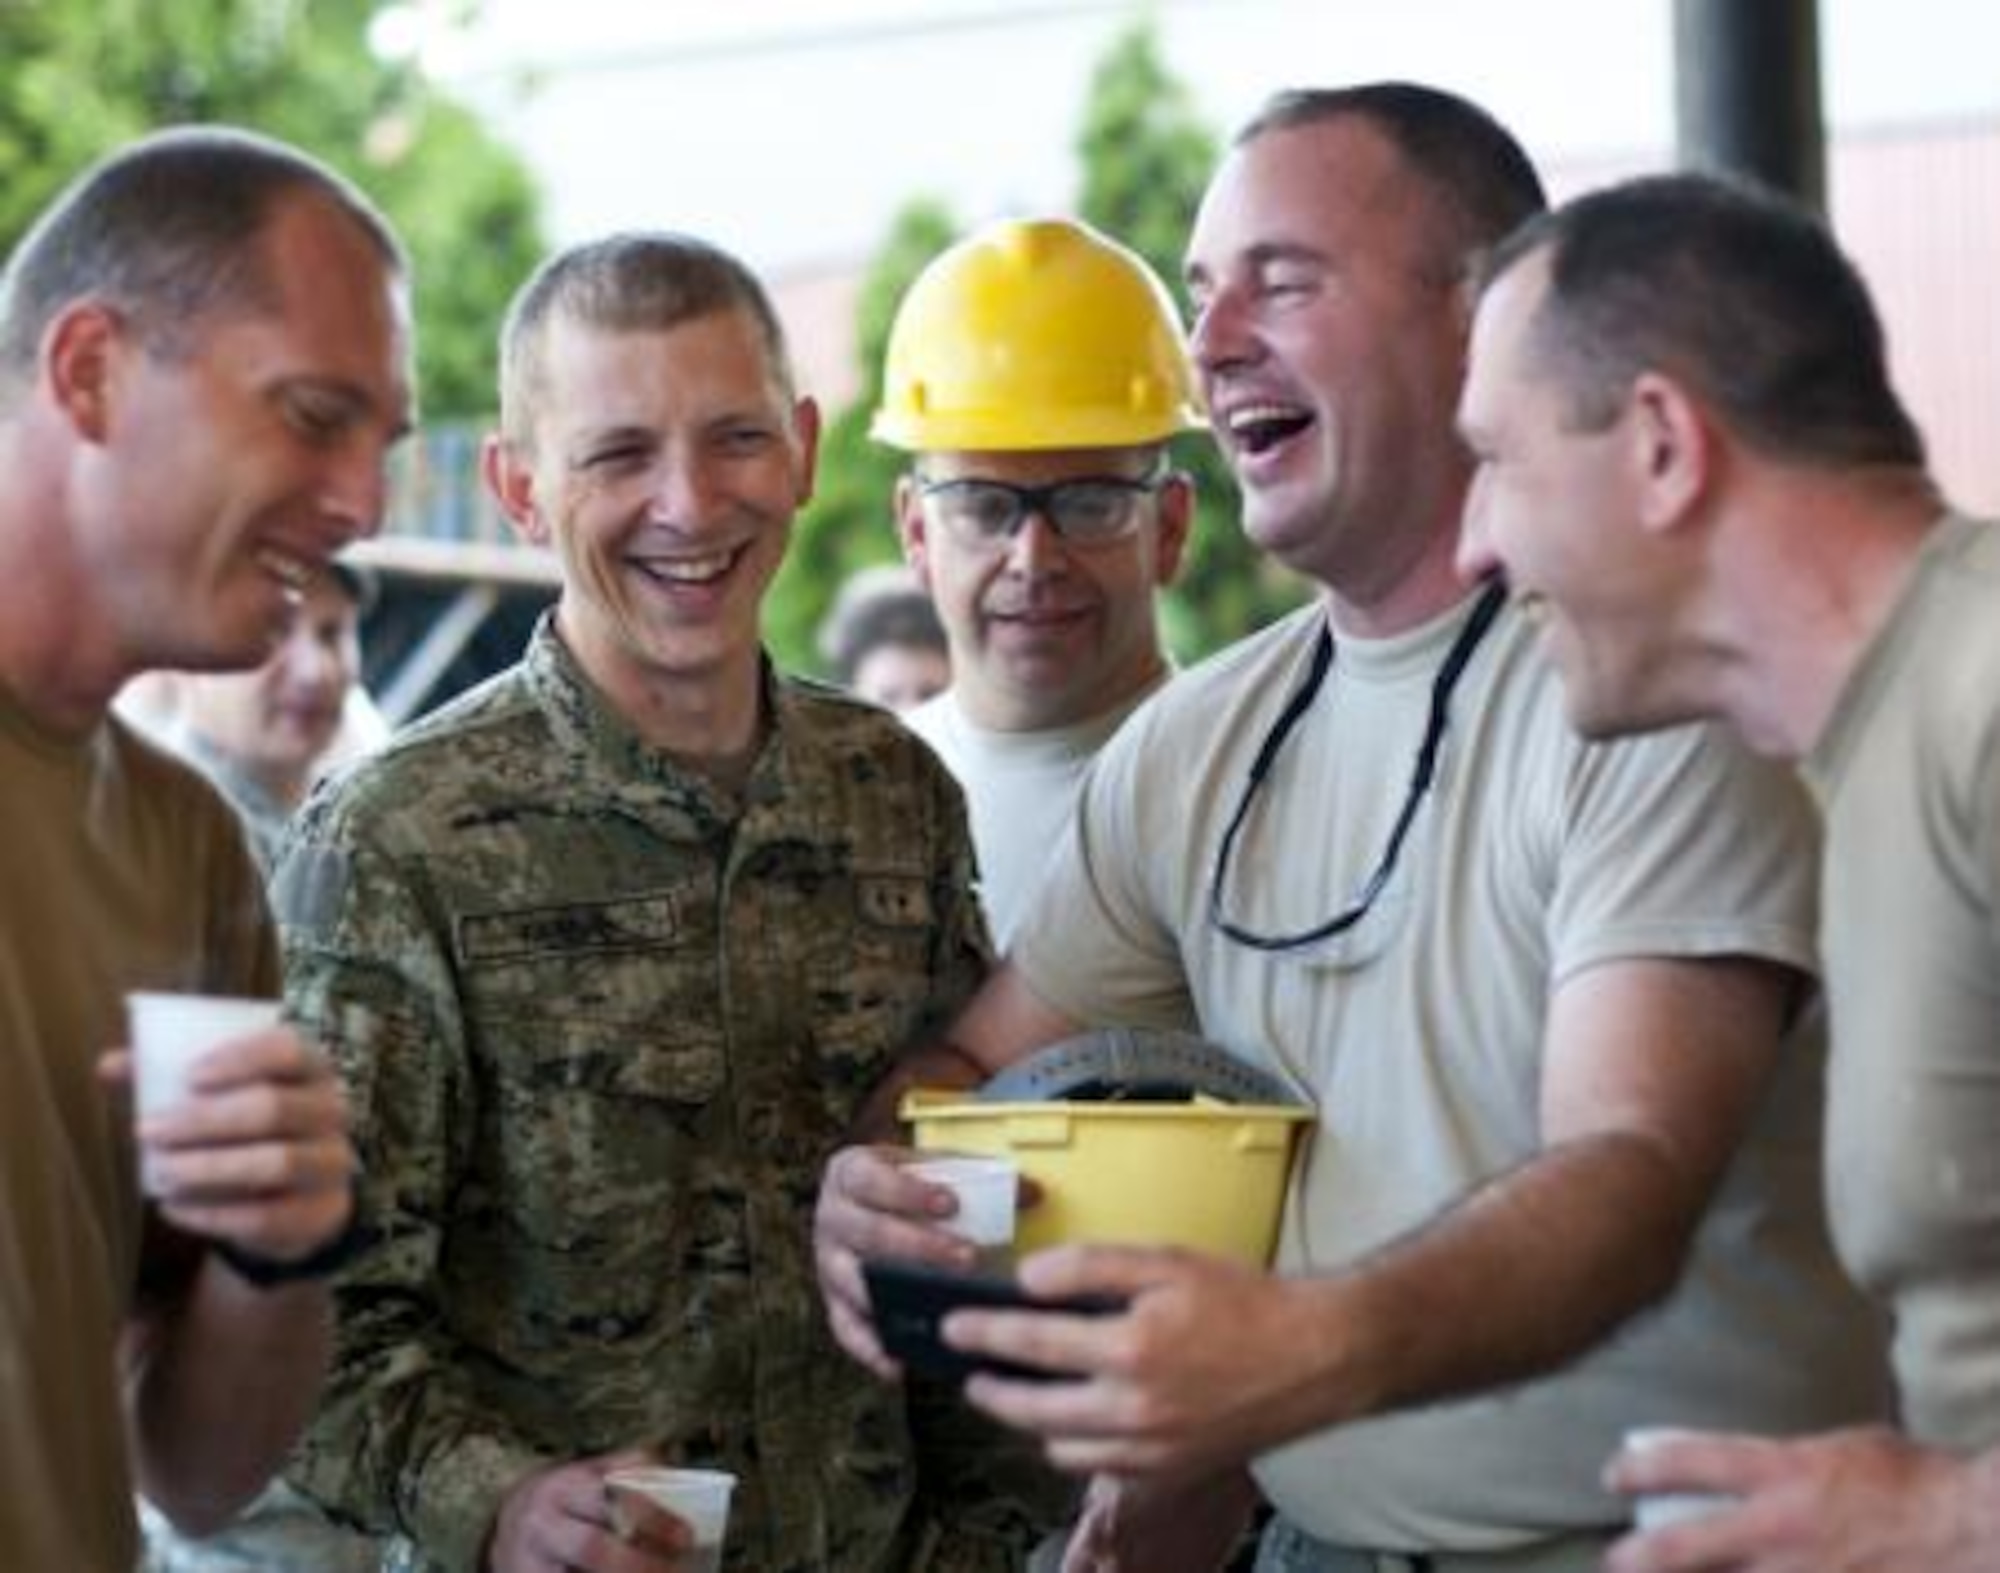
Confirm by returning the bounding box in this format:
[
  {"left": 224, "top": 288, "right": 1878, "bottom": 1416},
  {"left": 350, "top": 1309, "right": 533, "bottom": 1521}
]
[{"left": 1674, "top": 0, "right": 1826, "bottom": 211}]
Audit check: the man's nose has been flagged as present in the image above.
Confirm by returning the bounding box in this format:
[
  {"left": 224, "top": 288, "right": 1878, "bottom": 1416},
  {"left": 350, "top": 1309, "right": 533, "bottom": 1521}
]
[
  {"left": 645, "top": 452, "right": 719, "bottom": 527},
  {"left": 1003, "top": 510, "right": 1067, "bottom": 575},
  {"left": 1455, "top": 478, "right": 1501, "bottom": 586},
  {"left": 1188, "top": 286, "right": 1254, "bottom": 374},
  {"left": 321, "top": 448, "right": 390, "bottom": 543}
]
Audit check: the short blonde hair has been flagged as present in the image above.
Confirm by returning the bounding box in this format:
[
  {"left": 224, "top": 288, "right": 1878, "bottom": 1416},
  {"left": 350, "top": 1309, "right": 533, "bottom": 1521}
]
[{"left": 497, "top": 231, "right": 795, "bottom": 449}]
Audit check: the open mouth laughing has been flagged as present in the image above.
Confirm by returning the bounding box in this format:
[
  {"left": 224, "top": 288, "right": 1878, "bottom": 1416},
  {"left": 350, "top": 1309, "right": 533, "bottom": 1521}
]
[
  {"left": 1222, "top": 401, "right": 1316, "bottom": 459},
  {"left": 255, "top": 546, "right": 322, "bottom": 599},
  {"left": 632, "top": 545, "right": 745, "bottom": 587}
]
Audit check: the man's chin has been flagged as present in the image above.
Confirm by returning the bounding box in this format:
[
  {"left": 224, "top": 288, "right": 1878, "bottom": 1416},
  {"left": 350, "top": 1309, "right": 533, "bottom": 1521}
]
[
  {"left": 1566, "top": 685, "right": 1685, "bottom": 744},
  {"left": 993, "top": 682, "right": 1090, "bottom": 733},
  {"left": 210, "top": 594, "right": 295, "bottom": 671},
  {"left": 995, "top": 632, "right": 1091, "bottom": 679},
  {"left": 1239, "top": 497, "right": 1323, "bottom": 570},
  {"left": 1570, "top": 708, "right": 1636, "bottom": 743},
  {"left": 988, "top": 619, "right": 1092, "bottom": 663}
]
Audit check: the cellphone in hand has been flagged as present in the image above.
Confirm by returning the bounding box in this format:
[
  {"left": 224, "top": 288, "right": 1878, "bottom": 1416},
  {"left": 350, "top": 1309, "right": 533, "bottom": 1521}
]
[{"left": 862, "top": 1257, "right": 1126, "bottom": 1383}]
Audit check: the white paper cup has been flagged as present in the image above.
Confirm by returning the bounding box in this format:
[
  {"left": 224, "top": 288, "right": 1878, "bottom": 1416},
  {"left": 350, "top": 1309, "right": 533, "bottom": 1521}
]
[
  {"left": 907, "top": 1154, "right": 1020, "bottom": 1262},
  {"left": 605, "top": 1467, "right": 736, "bottom": 1568},
  {"left": 1623, "top": 1427, "right": 1737, "bottom": 1531},
  {"left": 128, "top": 991, "right": 281, "bottom": 1194}
]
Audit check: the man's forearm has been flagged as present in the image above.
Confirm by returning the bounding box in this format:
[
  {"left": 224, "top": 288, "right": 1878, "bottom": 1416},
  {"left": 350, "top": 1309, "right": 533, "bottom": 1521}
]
[
  {"left": 1311, "top": 959, "right": 1786, "bottom": 1429},
  {"left": 125, "top": 1260, "right": 333, "bottom": 1535},
  {"left": 282, "top": 1294, "right": 560, "bottom": 1573},
  {"left": 850, "top": 1038, "right": 987, "bottom": 1140},
  {"left": 850, "top": 960, "right": 1085, "bottom": 1142},
  {"left": 1317, "top": 1132, "right": 1695, "bottom": 1423}
]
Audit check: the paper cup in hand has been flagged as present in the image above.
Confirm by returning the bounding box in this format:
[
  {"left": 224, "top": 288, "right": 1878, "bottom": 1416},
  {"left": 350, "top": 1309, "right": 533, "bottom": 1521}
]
[
  {"left": 907, "top": 1154, "right": 1019, "bottom": 1266},
  {"left": 127, "top": 991, "right": 281, "bottom": 1195},
  {"left": 605, "top": 1467, "right": 736, "bottom": 1568},
  {"left": 1623, "top": 1427, "right": 1737, "bottom": 1531}
]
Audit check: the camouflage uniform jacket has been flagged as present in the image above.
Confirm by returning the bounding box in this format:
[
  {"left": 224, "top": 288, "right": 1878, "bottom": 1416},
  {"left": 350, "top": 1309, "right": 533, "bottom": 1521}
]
[{"left": 274, "top": 621, "right": 1031, "bottom": 1573}]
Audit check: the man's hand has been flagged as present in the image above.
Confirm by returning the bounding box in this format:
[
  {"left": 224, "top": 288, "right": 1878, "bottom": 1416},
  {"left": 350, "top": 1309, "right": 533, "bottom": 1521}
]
[
  {"left": 954, "top": 1243, "right": 1337, "bottom": 1478},
  {"left": 115, "top": 1025, "right": 359, "bottom": 1529},
  {"left": 118, "top": 1022, "right": 355, "bottom": 1264},
  {"left": 1604, "top": 1426, "right": 2000, "bottom": 1573},
  {"left": 487, "top": 1453, "right": 694, "bottom": 1573},
  {"left": 1061, "top": 1468, "right": 1260, "bottom": 1572},
  {"left": 814, "top": 1143, "right": 985, "bottom": 1377}
]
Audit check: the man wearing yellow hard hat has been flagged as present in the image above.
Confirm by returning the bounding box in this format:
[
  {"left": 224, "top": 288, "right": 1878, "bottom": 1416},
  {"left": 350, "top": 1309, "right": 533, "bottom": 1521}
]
[{"left": 873, "top": 216, "right": 1198, "bottom": 946}]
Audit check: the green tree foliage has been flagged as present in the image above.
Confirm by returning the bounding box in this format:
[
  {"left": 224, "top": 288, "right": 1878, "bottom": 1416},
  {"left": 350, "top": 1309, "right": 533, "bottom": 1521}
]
[
  {"left": 0, "top": 0, "right": 542, "bottom": 419},
  {"left": 1074, "top": 21, "right": 1308, "bottom": 659},
  {"left": 766, "top": 197, "right": 959, "bottom": 672}
]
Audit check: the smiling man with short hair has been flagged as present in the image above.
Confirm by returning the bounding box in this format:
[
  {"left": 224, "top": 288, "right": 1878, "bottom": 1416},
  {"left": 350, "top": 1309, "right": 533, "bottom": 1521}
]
[
  {"left": 0, "top": 125, "right": 401, "bottom": 1573},
  {"left": 277, "top": 230, "right": 1060, "bottom": 1573},
  {"left": 1457, "top": 170, "right": 2000, "bottom": 1573}
]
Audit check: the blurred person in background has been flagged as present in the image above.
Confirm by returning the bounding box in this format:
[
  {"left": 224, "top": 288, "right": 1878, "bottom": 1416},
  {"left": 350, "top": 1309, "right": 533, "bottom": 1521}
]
[
  {"left": 165, "top": 559, "right": 376, "bottom": 872},
  {"left": 818, "top": 560, "right": 951, "bottom": 713}
]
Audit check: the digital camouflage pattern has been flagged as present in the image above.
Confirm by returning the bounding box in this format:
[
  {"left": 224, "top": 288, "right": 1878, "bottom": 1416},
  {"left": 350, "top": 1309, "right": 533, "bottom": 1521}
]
[{"left": 274, "top": 619, "right": 1062, "bottom": 1573}]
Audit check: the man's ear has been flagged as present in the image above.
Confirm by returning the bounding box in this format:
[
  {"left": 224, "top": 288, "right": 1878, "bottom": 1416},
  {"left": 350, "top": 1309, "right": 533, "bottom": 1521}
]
[
  {"left": 1628, "top": 370, "right": 1713, "bottom": 535},
  {"left": 43, "top": 302, "right": 121, "bottom": 444},
  {"left": 481, "top": 432, "right": 550, "bottom": 547},
  {"left": 790, "top": 395, "right": 822, "bottom": 506},
  {"left": 893, "top": 473, "right": 933, "bottom": 589},
  {"left": 1152, "top": 469, "right": 1196, "bottom": 587}
]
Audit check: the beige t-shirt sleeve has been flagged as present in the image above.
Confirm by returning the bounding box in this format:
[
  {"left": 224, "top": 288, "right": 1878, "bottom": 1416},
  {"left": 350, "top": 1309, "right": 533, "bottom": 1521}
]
[{"left": 1541, "top": 716, "right": 1821, "bottom": 984}]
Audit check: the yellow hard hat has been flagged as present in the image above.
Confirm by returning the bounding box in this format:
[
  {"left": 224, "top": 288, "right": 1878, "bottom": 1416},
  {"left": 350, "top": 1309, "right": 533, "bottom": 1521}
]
[{"left": 872, "top": 216, "right": 1203, "bottom": 452}]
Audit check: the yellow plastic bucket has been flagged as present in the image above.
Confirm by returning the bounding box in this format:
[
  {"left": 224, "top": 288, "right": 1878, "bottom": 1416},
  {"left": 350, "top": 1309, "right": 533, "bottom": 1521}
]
[{"left": 903, "top": 1090, "right": 1314, "bottom": 1266}]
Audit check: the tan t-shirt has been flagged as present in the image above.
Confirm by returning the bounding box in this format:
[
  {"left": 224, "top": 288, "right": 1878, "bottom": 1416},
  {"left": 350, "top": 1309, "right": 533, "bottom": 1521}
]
[
  {"left": 1809, "top": 513, "right": 2000, "bottom": 1449},
  {"left": 0, "top": 690, "right": 275, "bottom": 1572},
  {"left": 1014, "top": 593, "right": 1887, "bottom": 1550}
]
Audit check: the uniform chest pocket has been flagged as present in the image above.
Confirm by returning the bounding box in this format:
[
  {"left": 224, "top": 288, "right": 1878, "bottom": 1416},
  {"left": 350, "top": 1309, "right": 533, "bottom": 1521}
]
[
  {"left": 451, "top": 892, "right": 732, "bottom": 1261},
  {"left": 457, "top": 891, "right": 728, "bottom": 1108}
]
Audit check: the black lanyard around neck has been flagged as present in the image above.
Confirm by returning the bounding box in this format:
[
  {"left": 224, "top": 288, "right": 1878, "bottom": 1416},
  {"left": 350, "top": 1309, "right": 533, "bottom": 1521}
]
[{"left": 1207, "top": 580, "right": 1508, "bottom": 953}]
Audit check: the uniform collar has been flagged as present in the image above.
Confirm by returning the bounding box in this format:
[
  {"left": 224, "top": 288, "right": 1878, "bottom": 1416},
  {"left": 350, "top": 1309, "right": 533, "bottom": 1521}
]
[{"left": 521, "top": 612, "right": 796, "bottom": 827}]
